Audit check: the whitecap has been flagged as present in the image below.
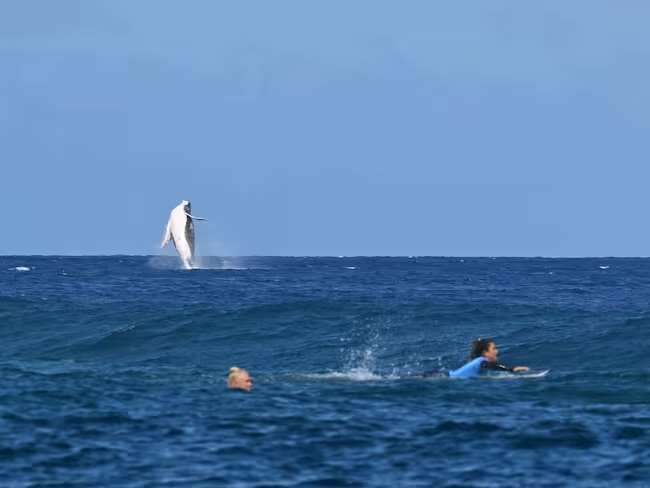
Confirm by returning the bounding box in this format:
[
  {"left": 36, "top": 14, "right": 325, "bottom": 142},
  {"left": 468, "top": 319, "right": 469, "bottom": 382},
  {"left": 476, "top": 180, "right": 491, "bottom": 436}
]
[
  {"left": 9, "top": 266, "right": 30, "bottom": 272},
  {"left": 599, "top": 265, "right": 610, "bottom": 270},
  {"left": 344, "top": 266, "right": 357, "bottom": 270},
  {"left": 302, "top": 369, "right": 385, "bottom": 381}
]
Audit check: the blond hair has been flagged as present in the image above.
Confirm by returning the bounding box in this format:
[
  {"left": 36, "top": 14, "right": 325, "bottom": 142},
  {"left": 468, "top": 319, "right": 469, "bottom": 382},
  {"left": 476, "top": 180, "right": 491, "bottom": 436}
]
[{"left": 228, "top": 366, "right": 249, "bottom": 387}]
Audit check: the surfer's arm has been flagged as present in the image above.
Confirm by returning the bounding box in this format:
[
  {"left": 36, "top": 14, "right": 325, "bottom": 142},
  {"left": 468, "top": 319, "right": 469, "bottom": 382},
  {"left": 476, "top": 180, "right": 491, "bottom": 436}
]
[
  {"left": 482, "top": 361, "right": 513, "bottom": 372},
  {"left": 482, "top": 361, "right": 528, "bottom": 373}
]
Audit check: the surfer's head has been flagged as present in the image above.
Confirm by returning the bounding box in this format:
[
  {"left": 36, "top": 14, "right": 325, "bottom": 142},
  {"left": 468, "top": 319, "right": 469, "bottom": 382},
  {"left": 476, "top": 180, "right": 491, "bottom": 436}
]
[
  {"left": 469, "top": 338, "right": 498, "bottom": 362},
  {"left": 228, "top": 367, "right": 253, "bottom": 392}
]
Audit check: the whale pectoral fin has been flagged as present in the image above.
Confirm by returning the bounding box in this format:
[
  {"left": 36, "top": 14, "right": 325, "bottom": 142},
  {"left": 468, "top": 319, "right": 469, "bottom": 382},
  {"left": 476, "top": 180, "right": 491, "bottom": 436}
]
[
  {"left": 185, "top": 213, "right": 207, "bottom": 221},
  {"left": 161, "top": 221, "right": 172, "bottom": 248}
]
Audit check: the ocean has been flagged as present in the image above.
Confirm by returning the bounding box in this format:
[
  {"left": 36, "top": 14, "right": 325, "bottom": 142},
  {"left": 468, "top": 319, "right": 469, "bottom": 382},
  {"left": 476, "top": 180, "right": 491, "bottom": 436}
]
[{"left": 1, "top": 256, "right": 649, "bottom": 487}]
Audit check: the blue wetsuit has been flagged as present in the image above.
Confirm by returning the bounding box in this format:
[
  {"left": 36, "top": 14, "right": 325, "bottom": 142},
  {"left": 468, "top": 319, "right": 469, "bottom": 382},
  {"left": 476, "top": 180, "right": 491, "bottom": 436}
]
[
  {"left": 423, "top": 357, "right": 514, "bottom": 379},
  {"left": 449, "top": 357, "right": 514, "bottom": 378}
]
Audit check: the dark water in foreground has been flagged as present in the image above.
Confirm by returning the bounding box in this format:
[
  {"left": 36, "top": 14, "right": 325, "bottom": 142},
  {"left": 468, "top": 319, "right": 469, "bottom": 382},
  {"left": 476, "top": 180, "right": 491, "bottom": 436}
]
[{"left": 1, "top": 256, "right": 649, "bottom": 487}]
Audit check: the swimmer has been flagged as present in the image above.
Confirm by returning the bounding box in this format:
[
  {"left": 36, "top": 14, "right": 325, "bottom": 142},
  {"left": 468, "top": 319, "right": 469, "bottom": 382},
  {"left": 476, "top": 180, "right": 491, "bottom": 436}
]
[
  {"left": 423, "top": 338, "right": 529, "bottom": 379},
  {"left": 228, "top": 367, "right": 253, "bottom": 392}
]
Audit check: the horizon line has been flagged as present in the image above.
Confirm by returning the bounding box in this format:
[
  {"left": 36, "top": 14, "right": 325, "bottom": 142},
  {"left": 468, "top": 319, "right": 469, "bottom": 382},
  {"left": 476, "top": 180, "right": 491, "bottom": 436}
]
[{"left": 1, "top": 254, "right": 649, "bottom": 259}]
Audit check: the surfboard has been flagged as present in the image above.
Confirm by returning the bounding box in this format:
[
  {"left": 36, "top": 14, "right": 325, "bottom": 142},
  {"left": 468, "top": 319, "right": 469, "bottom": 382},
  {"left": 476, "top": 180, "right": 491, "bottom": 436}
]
[
  {"left": 484, "top": 369, "right": 550, "bottom": 380},
  {"left": 518, "top": 369, "right": 550, "bottom": 378}
]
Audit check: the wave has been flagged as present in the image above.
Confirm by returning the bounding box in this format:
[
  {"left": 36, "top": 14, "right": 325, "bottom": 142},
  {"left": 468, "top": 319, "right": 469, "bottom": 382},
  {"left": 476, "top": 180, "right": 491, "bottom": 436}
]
[
  {"left": 300, "top": 370, "right": 387, "bottom": 381},
  {"left": 2, "top": 255, "right": 649, "bottom": 377},
  {"left": 2, "top": 294, "right": 645, "bottom": 376}
]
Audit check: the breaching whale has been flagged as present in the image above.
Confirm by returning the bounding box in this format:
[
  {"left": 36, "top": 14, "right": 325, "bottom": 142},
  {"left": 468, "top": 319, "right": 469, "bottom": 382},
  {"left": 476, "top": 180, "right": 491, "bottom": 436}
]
[{"left": 161, "top": 200, "right": 206, "bottom": 270}]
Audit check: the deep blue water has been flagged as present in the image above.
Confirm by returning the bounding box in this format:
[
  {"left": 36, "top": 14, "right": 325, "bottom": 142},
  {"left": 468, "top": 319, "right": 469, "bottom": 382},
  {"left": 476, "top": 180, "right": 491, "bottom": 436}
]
[{"left": 1, "top": 256, "right": 649, "bottom": 487}]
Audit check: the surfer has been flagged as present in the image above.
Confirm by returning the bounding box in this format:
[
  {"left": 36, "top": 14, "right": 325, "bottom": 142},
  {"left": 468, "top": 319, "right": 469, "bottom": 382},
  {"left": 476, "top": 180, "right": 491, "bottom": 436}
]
[
  {"left": 228, "top": 367, "right": 254, "bottom": 392},
  {"left": 425, "top": 338, "right": 529, "bottom": 379}
]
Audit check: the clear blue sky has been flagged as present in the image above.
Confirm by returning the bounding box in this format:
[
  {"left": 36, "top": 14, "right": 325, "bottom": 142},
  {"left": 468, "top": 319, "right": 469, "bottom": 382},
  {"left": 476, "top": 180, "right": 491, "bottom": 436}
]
[{"left": 2, "top": 2, "right": 649, "bottom": 256}]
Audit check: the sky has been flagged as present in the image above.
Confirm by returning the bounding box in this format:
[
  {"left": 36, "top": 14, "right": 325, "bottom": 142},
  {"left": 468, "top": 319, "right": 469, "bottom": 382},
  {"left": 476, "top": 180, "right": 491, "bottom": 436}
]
[{"left": 1, "top": 1, "right": 649, "bottom": 256}]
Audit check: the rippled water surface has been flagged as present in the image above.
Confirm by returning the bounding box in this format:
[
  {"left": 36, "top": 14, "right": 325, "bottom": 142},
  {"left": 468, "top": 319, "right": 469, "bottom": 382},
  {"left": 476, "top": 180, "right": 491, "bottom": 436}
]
[{"left": 1, "top": 256, "right": 649, "bottom": 487}]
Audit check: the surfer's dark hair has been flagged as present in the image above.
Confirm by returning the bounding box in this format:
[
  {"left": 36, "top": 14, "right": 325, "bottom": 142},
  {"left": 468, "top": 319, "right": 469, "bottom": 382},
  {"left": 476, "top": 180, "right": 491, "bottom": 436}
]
[{"left": 469, "top": 338, "right": 494, "bottom": 360}]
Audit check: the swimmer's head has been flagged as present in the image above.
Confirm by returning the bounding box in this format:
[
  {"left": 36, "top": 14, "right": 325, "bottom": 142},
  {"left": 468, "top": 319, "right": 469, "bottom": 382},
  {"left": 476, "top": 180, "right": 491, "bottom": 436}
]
[
  {"left": 469, "top": 338, "right": 498, "bottom": 362},
  {"left": 228, "top": 367, "right": 253, "bottom": 392}
]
